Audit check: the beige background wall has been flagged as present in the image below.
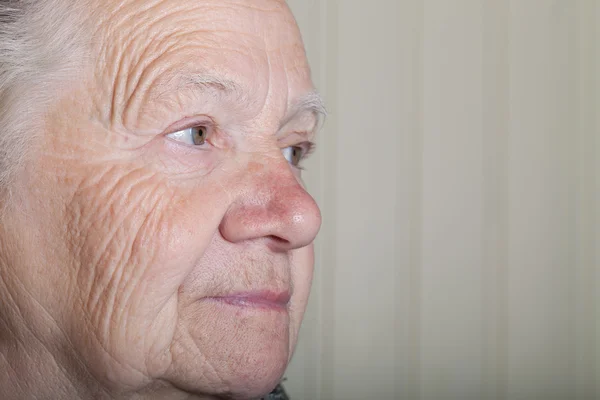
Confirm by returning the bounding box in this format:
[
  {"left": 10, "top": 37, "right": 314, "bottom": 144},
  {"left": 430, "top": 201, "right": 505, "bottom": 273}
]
[{"left": 283, "top": 0, "right": 599, "bottom": 399}]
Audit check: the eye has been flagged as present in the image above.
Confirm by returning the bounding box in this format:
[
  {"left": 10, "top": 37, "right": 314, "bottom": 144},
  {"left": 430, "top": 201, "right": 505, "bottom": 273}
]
[
  {"left": 166, "top": 126, "right": 209, "bottom": 146},
  {"left": 282, "top": 143, "right": 313, "bottom": 167}
]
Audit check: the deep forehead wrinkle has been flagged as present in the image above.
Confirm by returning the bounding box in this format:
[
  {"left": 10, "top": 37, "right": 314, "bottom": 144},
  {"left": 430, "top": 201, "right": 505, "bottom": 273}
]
[
  {"left": 92, "top": 1, "right": 278, "bottom": 125},
  {"left": 91, "top": 0, "right": 313, "bottom": 132}
]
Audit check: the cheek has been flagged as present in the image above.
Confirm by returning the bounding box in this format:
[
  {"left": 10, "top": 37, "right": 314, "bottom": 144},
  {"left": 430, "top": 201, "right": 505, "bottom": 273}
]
[
  {"left": 62, "top": 163, "right": 226, "bottom": 338},
  {"left": 66, "top": 166, "right": 169, "bottom": 272},
  {"left": 55, "top": 161, "right": 231, "bottom": 382},
  {"left": 292, "top": 245, "right": 315, "bottom": 301},
  {"left": 289, "top": 245, "right": 315, "bottom": 341},
  {"left": 65, "top": 164, "right": 223, "bottom": 301}
]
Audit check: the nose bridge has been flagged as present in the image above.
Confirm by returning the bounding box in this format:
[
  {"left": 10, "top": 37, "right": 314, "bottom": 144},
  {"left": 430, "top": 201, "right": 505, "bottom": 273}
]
[
  {"left": 241, "top": 156, "right": 306, "bottom": 216},
  {"left": 238, "top": 150, "right": 298, "bottom": 196}
]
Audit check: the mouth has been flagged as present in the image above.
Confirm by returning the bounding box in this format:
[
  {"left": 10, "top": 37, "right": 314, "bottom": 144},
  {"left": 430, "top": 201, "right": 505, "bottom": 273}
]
[{"left": 206, "top": 291, "right": 291, "bottom": 312}]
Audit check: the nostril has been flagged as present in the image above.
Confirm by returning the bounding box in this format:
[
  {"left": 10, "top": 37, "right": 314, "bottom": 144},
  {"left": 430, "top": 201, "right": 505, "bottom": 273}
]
[{"left": 267, "top": 235, "right": 290, "bottom": 248}]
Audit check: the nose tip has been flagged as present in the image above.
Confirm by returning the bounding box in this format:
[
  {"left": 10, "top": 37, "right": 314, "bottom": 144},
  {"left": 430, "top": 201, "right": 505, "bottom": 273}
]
[
  {"left": 219, "top": 176, "right": 322, "bottom": 251},
  {"left": 277, "top": 191, "right": 322, "bottom": 250}
]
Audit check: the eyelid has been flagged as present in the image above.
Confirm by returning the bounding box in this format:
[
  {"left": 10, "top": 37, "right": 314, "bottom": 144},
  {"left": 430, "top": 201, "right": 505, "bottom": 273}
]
[{"left": 278, "top": 130, "right": 315, "bottom": 146}]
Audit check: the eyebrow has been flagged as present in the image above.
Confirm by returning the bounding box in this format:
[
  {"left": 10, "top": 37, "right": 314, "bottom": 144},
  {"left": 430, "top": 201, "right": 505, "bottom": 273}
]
[
  {"left": 181, "top": 74, "right": 243, "bottom": 96},
  {"left": 281, "top": 90, "right": 327, "bottom": 132},
  {"left": 179, "top": 74, "right": 327, "bottom": 130}
]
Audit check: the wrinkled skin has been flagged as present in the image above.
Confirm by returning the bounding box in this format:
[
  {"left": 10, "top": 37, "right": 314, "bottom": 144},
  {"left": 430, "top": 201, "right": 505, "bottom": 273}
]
[{"left": 0, "top": 0, "right": 321, "bottom": 398}]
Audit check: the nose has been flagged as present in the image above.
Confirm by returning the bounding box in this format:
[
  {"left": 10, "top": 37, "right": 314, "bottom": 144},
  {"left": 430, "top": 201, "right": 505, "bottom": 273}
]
[{"left": 219, "top": 162, "right": 322, "bottom": 252}]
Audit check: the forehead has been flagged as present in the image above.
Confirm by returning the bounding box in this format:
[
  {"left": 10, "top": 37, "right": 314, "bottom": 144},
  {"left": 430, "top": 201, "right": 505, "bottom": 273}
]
[{"left": 90, "top": 0, "right": 313, "bottom": 129}]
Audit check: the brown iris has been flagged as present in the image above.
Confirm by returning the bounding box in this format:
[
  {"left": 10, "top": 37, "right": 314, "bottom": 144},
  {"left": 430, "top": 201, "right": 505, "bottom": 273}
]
[{"left": 191, "top": 126, "right": 207, "bottom": 145}]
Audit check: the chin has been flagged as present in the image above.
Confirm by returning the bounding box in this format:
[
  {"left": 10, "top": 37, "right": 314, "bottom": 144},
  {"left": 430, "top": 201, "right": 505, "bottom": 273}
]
[
  {"left": 217, "top": 332, "right": 291, "bottom": 399},
  {"left": 166, "top": 301, "right": 294, "bottom": 399}
]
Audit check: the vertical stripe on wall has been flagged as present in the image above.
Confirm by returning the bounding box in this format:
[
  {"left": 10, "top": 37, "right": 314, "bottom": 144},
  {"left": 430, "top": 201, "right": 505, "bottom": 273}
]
[
  {"left": 508, "top": 1, "right": 578, "bottom": 398},
  {"left": 590, "top": 0, "right": 600, "bottom": 396},
  {"left": 575, "top": 1, "right": 597, "bottom": 398},
  {"left": 420, "top": 1, "right": 485, "bottom": 399},
  {"left": 318, "top": 0, "right": 338, "bottom": 399},
  {"left": 481, "top": 0, "right": 509, "bottom": 399},
  {"left": 330, "top": 1, "right": 403, "bottom": 398},
  {"left": 394, "top": 0, "right": 424, "bottom": 399}
]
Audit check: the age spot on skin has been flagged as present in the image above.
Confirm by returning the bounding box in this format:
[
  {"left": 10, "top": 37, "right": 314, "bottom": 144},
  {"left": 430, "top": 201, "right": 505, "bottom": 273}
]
[{"left": 246, "top": 161, "right": 265, "bottom": 174}]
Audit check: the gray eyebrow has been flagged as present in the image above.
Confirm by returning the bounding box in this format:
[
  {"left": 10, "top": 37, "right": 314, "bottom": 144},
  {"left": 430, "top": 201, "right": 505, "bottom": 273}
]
[
  {"left": 180, "top": 74, "right": 245, "bottom": 98},
  {"left": 180, "top": 73, "right": 326, "bottom": 128},
  {"left": 280, "top": 90, "right": 327, "bottom": 131}
]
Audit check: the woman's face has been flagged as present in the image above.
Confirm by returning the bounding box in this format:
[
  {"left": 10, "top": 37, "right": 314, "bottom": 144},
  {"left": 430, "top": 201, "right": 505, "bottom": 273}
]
[{"left": 0, "top": 0, "right": 321, "bottom": 398}]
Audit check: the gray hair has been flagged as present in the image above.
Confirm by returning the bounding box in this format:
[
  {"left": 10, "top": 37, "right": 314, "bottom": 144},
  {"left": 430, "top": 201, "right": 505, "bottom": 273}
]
[{"left": 0, "top": 0, "right": 88, "bottom": 194}]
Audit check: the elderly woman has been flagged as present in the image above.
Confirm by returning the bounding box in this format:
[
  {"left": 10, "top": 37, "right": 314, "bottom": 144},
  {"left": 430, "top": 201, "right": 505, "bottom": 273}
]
[{"left": 0, "top": 0, "right": 323, "bottom": 399}]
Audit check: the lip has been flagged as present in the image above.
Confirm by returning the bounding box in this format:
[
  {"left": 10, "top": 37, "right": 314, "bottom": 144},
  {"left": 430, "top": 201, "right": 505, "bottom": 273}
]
[{"left": 207, "top": 291, "right": 291, "bottom": 311}]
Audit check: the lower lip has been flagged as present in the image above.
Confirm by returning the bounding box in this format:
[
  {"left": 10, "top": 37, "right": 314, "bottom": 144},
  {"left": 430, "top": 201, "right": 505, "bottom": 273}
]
[{"left": 207, "top": 292, "right": 290, "bottom": 312}]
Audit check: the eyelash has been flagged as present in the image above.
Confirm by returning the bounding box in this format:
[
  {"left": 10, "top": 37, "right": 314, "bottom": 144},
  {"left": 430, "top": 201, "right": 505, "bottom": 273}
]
[
  {"left": 298, "top": 142, "right": 316, "bottom": 168},
  {"left": 285, "top": 141, "right": 315, "bottom": 171}
]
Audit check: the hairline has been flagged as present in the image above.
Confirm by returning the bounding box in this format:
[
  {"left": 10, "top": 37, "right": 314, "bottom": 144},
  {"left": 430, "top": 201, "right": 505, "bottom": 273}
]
[{"left": 0, "top": 0, "right": 92, "bottom": 199}]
